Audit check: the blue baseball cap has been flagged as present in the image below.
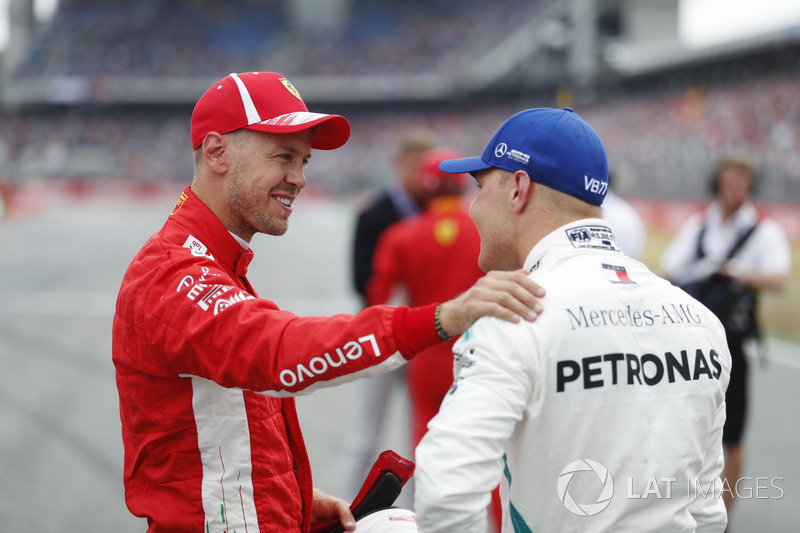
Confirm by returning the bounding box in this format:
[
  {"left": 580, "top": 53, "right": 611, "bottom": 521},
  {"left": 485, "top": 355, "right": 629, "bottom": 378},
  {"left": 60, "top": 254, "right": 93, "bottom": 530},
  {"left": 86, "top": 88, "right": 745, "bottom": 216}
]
[{"left": 439, "top": 107, "right": 609, "bottom": 205}]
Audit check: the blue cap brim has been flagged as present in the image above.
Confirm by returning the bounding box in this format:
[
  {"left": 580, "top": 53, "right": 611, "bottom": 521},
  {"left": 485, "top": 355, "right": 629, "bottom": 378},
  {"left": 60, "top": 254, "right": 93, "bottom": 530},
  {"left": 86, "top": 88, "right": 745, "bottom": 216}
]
[{"left": 438, "top": 156, "right": 490, "bottom": 176}]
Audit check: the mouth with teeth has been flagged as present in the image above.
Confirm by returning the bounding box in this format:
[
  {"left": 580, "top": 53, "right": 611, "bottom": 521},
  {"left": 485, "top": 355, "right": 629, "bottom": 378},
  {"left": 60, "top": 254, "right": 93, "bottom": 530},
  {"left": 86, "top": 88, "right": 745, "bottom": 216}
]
[{"left": 273, "top": 195, "right": 295, "bottom": 211}]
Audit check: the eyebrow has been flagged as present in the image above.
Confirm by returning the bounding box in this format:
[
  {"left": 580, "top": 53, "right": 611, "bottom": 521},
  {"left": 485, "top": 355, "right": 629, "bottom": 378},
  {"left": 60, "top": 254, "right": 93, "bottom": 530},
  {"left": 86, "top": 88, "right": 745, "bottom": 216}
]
[{"left": 272, "top": 144, "right": 312, "bottom": 162}]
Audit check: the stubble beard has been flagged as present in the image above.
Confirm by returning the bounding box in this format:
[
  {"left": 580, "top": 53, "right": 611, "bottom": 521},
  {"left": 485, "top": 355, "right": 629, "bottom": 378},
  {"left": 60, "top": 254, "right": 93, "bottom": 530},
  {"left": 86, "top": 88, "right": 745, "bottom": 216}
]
[{"left": 227, "top": 168, "right": 290, "bottom": 238}]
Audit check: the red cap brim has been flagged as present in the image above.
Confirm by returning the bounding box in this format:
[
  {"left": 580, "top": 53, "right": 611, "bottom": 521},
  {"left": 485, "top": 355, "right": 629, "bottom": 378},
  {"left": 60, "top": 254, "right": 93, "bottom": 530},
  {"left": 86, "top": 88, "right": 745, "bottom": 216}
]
[{"left": 245, "top": 112, "right": 350, "bottom": 150}]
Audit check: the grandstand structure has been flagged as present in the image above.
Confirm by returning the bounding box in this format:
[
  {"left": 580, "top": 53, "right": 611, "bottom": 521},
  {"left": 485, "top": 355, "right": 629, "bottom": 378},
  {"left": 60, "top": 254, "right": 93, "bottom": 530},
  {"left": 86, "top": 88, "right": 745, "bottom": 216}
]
[
  {"left": 0, "top": 0, "right": 689, "bottom": 104},
  {"left": 1, "top": 0, "right": 799, "bottom": 200}
]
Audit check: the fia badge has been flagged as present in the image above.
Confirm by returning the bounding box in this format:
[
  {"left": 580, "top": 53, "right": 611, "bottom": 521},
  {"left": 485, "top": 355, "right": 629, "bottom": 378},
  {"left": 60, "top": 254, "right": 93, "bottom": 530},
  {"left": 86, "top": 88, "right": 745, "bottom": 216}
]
[{"left": 565, "top": 225, "right": 620, "bottom": 252}]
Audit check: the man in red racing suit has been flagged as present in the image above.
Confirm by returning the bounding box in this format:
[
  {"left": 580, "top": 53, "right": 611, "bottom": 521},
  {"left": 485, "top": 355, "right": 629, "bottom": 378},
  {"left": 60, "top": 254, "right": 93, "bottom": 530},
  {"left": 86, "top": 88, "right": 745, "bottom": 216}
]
[{"left": 112, "top": 72, "right": 543, "bottom": 532}]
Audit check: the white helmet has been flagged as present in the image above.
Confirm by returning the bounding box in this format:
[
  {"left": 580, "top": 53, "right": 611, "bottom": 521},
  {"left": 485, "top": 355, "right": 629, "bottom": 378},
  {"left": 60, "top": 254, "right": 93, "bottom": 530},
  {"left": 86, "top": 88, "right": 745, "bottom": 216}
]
[{"left": 354, "top": 508, "right": 420, "bottom": 532}]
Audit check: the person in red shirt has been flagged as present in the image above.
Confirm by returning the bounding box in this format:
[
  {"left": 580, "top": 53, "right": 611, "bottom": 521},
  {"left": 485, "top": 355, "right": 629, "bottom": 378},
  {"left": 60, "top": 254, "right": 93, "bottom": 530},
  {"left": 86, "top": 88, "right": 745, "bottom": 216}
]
[{"left": 112, "top": 72, "right": 545, "bottom": 533}]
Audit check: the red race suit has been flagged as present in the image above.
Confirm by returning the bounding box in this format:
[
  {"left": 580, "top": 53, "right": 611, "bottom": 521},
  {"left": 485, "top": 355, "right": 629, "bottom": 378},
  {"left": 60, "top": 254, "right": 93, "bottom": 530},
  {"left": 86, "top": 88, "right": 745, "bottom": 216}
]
[{"left": 112, "top": 187, "right": 440, "bottom": 532}]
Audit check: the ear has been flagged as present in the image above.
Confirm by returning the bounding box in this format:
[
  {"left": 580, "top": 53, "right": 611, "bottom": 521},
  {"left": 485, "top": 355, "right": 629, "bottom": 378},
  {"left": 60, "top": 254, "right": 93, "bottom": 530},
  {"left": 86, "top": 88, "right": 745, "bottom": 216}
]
[
  {"left": 201, "top": 132, "right": 228, "bottom": 174},
  {"left": 510, "top": 170, "right": 532, "bottom": 214}
]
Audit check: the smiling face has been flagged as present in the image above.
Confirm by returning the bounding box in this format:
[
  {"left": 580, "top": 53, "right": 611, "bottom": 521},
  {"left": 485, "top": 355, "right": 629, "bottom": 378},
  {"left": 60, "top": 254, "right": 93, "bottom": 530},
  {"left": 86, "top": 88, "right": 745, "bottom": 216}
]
[{"left": 223, "top": 129, "right": 312, "bottom": 240}]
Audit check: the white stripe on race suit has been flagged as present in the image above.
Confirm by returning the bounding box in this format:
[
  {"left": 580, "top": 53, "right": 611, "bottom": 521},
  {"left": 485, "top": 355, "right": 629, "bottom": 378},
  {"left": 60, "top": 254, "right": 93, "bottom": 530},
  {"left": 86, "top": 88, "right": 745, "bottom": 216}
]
[
  {"left": 259, "top": 111, "right": 328, "bottom": 127},
  {"left": 191, "top": 376, "right": 260, "bottom": 533},
  {"left": 229, "top": 73, "right": 262, "bottom": 126}
]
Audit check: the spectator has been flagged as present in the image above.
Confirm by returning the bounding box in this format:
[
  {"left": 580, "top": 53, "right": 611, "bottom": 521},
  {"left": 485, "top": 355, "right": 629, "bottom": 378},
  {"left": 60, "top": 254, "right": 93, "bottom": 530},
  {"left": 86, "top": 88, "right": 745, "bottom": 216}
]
[
  {"left": 352, "top": 131, "right": 436, "bottom": 302},
  {"left": 660, "top": 156, "right": 791, "bottom": 517}
]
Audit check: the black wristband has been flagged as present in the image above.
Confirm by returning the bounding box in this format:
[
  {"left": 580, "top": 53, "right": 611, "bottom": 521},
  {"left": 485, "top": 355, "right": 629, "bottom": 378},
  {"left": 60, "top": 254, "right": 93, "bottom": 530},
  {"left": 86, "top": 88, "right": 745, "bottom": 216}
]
[{"left": 434, "top": 304, "right": 452, "bottom": 341}]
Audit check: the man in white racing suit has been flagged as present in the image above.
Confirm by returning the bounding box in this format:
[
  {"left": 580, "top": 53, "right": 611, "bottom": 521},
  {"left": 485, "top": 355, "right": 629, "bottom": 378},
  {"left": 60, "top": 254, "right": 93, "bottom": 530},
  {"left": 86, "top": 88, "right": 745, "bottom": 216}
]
[{"left": 414, "top": 108, "right": 731, "bottom": 532}]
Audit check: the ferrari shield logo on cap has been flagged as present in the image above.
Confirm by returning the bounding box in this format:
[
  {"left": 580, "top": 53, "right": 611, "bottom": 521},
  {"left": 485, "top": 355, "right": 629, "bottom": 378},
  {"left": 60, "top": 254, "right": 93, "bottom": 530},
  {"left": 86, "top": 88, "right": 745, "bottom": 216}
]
[{"left": 280, "top": 78, "right": 303, "bottom": 101}]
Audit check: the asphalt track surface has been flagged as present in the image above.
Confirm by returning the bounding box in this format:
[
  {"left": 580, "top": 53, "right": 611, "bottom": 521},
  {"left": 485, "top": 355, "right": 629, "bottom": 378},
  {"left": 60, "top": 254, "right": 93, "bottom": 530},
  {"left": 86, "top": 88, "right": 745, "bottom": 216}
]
[{"left": 0, "top": 192, "right": 797, "bottom": 531}]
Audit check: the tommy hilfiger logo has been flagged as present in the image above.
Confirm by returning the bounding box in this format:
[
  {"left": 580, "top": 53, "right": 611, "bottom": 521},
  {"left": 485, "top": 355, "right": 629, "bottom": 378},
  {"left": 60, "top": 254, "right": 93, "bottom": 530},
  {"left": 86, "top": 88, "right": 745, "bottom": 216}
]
[{"left": 603, "top": 263, "right": 635, "bottom": 284}]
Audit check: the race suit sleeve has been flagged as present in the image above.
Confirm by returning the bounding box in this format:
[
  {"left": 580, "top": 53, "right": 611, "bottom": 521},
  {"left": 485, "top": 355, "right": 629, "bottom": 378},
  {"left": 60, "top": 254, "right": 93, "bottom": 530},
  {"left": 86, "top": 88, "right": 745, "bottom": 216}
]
[
  {"left": 414, "top": 316, "right": 537, "bottom": 532},
  {"left": 125, "top": 253, "right": 440, "bottom": 397}
]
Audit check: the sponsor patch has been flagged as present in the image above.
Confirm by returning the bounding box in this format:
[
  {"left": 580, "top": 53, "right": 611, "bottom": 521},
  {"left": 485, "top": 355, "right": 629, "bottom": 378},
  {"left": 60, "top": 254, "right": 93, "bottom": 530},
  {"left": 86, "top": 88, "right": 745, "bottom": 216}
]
[
  {"left": 603, "top": 263, "right": 635, "bottom": 284},
  {"left": 278, "top": 334, "right": 381, "bottom": 388},
  {"left": 183, "top": 235, "right": 215, "bottom": 260},
  {"left": 448, "top": 341, "right": 476, "bottom": 395},
  {"left": 565, "top": 225, "right": 620, "bottom": 252},
  {"left": 555, "top": 347, "right": 723, "bottom": 392},
  {"left": 179, "top": 280, "right": 254, "bottom": 314},
  {"left": 565, "top": 302, "right": 704, "bottom": 330},
  {"left": 507, "top": 149, "right": 530, "bottom": 165}
]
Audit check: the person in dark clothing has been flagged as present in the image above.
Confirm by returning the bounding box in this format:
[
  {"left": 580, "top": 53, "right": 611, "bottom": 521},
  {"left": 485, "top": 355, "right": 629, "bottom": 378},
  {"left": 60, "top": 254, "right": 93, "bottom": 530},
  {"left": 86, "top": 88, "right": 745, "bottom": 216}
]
[{"left": 352, "top": 132, "right": 437, "bottom": 303}]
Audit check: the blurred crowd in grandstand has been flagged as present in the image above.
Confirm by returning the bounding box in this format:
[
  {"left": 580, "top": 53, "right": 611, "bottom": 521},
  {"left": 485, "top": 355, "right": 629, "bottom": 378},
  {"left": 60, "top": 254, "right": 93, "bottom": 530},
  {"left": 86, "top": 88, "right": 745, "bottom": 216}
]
[
  {"left": 2, "top": 71, "right": 799, "bottom": 201},
  {"left": 1, "top": 0, "right": 799, "bottom": 202},
  {"left": 16, "top": 0, "right": 540, "bottom": 78}
]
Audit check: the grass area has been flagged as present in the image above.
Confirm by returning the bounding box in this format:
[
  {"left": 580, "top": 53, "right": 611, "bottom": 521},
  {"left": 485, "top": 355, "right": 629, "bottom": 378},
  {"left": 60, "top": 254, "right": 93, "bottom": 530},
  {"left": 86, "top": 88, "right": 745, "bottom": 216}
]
[{"left": 640, "top": 229, "right": 800, "bottom": 346}]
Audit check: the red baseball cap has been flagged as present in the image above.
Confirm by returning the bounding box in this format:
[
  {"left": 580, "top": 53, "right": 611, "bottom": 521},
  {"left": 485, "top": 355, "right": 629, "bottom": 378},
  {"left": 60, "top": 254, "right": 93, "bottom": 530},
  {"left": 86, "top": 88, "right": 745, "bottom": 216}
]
[{"left": 190, "top": 71, "right": 351, "bottom": 151}]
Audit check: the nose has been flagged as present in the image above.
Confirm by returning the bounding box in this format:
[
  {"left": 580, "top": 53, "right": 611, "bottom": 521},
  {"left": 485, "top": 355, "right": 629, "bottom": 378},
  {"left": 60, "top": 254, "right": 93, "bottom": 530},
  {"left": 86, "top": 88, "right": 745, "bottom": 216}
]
[{"left": 286, "top": 164, "right": 307, "bottom": 190}]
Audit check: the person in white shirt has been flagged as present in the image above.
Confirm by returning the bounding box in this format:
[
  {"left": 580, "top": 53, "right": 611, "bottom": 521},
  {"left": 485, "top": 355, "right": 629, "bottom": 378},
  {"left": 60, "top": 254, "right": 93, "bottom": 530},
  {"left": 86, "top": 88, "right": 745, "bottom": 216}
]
[
  {"left": 602, "top": 177, "right": 646, "bottom": 260},
  {"left": 660, "top": 157, "right": 791, "bottom": 517},
  {"left": 414, "top": 107, "right": 732, "bottom": 532}
]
